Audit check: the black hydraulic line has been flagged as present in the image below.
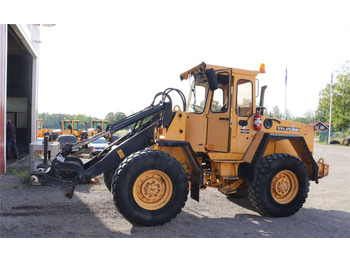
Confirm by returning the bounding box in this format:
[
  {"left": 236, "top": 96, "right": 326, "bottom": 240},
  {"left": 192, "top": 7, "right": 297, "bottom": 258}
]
[
  {"left": 151, "top": 92, "right": 172, "bottom": 108},
  {"left": 107, "top": 103, "right": 165, "bottom": 134},
  {"left": 71, "top": 102, "right": 166, "bottom": 150},
  {"left": 162, "top": 88, "right": 186, "bottom": 111}
]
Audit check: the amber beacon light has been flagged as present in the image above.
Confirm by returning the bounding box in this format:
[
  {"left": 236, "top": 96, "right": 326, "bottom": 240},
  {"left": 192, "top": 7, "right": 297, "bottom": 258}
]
[{"left": 259, "top": 63, "right": 266, "bottom": 73}]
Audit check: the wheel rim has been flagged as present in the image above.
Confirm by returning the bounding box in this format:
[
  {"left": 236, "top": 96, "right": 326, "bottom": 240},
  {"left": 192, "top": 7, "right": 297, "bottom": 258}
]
[
  {"left": 133, "top": 170, "right": 173, "bottom": 210},
  {"left": 270, "top": 170, "right": 299, "bottom": 204}
]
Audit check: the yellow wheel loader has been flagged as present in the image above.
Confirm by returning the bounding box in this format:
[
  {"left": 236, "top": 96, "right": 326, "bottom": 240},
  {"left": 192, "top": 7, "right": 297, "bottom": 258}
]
[
  {"left": 56, "top": 119, "right": 88, "bottom": 141},
  {"left": 37, "top": 119, "right": 52, "bottom": 138},
  {"left": 87, "top": 120, "right": 110, "bottom": 139},
  {"left": 31, "top": 62, "right": 329, "bottom": 226}
]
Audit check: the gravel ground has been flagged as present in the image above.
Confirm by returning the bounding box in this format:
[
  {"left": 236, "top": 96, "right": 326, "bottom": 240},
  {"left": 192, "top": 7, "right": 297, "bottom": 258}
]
[{"left": 0, "top": 143, "right": 349, "bottom": 238}]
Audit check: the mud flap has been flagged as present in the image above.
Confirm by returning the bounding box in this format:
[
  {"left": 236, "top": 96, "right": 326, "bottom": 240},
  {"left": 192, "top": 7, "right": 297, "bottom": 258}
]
[{"left": 155, "top": 139, "right": 203, "bottom": 202}]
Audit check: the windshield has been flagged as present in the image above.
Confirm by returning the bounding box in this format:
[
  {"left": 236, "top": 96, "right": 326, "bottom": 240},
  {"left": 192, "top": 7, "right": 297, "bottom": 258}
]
[
  {"left": 186, "top": 74, "right": 208, "bottom": 113},
  {"left": 93, "top": 122, "right": 104, "bottom": 131},
  {"left": 92, "top": 138, "right": 107, "bottom": 144},
  {"left": 64, "top": 121, "right": 79, "bottom": 130}
]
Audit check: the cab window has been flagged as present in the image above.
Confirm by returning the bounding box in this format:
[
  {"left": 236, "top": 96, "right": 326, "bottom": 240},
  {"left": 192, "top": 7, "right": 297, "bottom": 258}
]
[
  {"left": 188, "top": 85, "right": 207, "bottom": 113},
  {"left": 236, "top": 79, "right": 253, "bottom": 116},
  {"left": 73, "top": 122, "right": 79, "bottom": 130},
  {"left": 64, "top": 122, "right": 72, "bottom": 130},
  {"left": 211, "top": 73, "right": 229, "bottom": 113}
]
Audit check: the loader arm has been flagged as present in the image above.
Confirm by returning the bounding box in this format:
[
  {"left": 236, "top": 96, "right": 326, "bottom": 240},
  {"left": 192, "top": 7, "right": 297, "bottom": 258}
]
[{"left": 31, "top": 101, "right": 172, "bottom": 198}]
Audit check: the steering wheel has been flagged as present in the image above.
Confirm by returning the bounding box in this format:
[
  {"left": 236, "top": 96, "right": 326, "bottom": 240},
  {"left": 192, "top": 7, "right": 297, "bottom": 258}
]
[
  {"left": 220, "top": 104, "right": 228, "bottom": 112},
  {"left": 190, "top": 104, "right": 204, "bottom": 113}
]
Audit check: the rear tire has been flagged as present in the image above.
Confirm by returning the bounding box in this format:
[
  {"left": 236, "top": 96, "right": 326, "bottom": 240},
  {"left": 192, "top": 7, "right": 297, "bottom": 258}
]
[
  {"left": 248, "top": 153, "right": 309, "bottom": 217},
  {"left": 111, "top": 149, "right": 188, "bottom": 226}
]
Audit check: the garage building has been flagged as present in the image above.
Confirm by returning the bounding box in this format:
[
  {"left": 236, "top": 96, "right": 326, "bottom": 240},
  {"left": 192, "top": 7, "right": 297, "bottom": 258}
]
[{"left": 0, "top": 24, "right": 41, "bottom": 175}]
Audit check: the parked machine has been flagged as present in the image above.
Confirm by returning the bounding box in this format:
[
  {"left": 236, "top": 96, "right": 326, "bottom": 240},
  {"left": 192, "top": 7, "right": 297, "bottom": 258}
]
[
  {"left": 91, "top": 120, "right": 109, "bottom": 132},
  {"left": 57, "top": 119, "right": 88, "bottom": 141},
  {"left": 342, "top": 135, "right": 350, "bottom": 146},
  {"left": 31, "top": 62, "right": 329, "bottom": 226},
  {"left": 37, "top": 119, "right": 52, "bottom": 138},
  {"left": 87, "top": 120, "right": 110, "bottom": 138}
]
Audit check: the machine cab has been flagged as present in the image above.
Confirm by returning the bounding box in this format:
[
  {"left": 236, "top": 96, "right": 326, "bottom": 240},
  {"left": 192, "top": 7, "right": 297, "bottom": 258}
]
[{"left": 179, "top": 62, "right": 263, "bottom": 155}]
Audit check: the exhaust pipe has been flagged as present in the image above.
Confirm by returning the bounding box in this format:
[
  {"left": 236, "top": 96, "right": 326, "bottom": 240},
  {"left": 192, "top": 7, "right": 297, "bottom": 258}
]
[{"left": 259, "top": 85, "right": 267, "bottom": 115}]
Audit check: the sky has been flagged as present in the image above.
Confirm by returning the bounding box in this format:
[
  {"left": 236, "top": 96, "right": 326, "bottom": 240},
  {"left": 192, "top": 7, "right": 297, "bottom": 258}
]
[{"left": 12, "top": 0, "right": 350, "bottom": 119}]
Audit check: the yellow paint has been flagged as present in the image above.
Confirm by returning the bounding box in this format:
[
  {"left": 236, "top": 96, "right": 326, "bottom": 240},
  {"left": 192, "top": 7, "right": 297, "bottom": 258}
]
[
  {"left": 132, "top": 170, "right": 173, "bottom": 210},
  {"left": 184, "top": 112, "right": 207, "bottom": 152},
  {"left": 161, "top": 111, "right": 187, "bottom": 141},
  {"left": 153, "top": 63, "right": 325, "bottom": 198},
  {"left": 117, "top": 149, "right": 125, "bottom": 159},
  {"left": 154, "top": 146, "right": 193, "bottom": 175},
  {"left": 270, "top": 170, "right": 299, "bottom": 204}
]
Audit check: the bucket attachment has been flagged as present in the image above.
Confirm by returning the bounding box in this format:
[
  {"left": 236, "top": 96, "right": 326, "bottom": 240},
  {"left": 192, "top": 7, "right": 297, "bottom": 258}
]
[{"left": 31, "top": 172, "right": 75, "bottom": 199}]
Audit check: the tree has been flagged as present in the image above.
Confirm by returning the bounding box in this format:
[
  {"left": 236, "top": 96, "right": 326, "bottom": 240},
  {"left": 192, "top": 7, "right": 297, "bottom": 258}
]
[
  {"left": 105, "top": 112, "right": 115, "bottom": 123},
  {"left": 294, "top": 109, "right": 316, "bottom": 124},
  {"left": 316, "top": 61, "right": 350, "bottom": 132},
  {"left": 284, "top": 109, "right": 293, "bottom": 121},
  {"left": 269, "top": 106, "right": 283, "bottom": 119},
  {"left": 303, "top": 109, "right": 316, "bottom": 123},
  {"left": 38, "top": 113, "right": 99, "bottom": 129},
  {"left": 105, "top": 112, "right": 127, "bottom": 123}
]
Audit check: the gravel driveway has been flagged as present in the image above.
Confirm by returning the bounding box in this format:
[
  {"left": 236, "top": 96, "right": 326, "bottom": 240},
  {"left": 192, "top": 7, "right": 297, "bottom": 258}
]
[{"left": 1, "top": 143, "right": 349, "bottom": 238}]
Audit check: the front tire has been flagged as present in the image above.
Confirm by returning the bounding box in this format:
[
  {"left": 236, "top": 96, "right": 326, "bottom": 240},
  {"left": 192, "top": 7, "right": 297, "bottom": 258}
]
[
  {"left": 248, "top": 153, "right": 310, "bottom": 217},
  {"left": 111, "top": 149, "right": 188, "bottom": 226}
]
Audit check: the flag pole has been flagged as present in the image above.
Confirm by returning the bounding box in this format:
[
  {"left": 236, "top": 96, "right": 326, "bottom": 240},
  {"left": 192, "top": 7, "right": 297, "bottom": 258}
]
[
  {"left": 284, "top": 66, "right": 287, "bottom": 119},
  {"left": 328, "top": 71, "right": 333, "bottom": 144}
]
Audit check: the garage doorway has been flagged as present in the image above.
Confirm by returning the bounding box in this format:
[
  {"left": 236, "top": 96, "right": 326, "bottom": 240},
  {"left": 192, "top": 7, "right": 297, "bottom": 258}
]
[{"left": 7, "top": 26, "right": 33, "bottom": 153}]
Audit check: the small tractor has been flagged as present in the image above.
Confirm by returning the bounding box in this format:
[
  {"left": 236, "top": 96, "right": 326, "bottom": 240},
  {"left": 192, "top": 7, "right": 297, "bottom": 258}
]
[
  {"left": 342, "top": 135, "right": 350, "bottom": 146},
  {"left": 55, "top": 119, "right": 88, "bottom": 141},
  {"left": 86, "top": 120, "right": 110, "bottom": 138},
  {"left": 32, "top": 62, "right": 329, "bottom": 226},
  {"left": 37, "top": 119, "right": 52, "bottom": 138}
]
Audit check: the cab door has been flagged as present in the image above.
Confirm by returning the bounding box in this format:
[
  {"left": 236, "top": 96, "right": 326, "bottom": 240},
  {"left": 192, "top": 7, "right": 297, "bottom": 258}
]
[{"left": 206, "top": 72, "right": 231, "bottom": 152}]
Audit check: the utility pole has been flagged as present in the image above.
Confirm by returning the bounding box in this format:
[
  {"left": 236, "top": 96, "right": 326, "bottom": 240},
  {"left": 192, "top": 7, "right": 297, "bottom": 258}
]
[{"left": 328, "top": 72, "right": 333, "bottom": 144}]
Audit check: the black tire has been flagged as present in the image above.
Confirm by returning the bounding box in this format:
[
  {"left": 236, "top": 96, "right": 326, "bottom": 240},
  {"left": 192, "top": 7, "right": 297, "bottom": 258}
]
[
  {"left": 248, "top": 153, "right": 310, "bottom": 217},
  {"left": 111, "top": 149, "right": 188, "bottom": 226},
  {"left": 103, "top": 168, "right": 116, "bottom": 192},
  {"left": 342, "top": 138, "right": 350, "bottom": 146}
]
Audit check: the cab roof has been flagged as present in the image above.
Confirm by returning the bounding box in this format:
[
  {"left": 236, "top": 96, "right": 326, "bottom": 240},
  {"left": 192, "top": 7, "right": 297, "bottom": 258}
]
[{"left": 180, "top": 63, "right": 261, "bottom": 80}]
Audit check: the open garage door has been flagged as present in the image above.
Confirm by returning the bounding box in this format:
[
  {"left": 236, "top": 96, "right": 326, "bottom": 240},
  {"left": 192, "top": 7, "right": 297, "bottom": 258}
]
[{"left": 7, "top": 26, "right": 33, "bottom": 153}]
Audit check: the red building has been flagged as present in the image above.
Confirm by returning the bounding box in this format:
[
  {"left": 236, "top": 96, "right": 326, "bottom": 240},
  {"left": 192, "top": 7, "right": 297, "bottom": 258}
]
[
  {"left": 309, "top": 121, "right": 329, "bottom": 131},
  {"left": 0, "top": 24, "right": 41, "bottom": 175}
]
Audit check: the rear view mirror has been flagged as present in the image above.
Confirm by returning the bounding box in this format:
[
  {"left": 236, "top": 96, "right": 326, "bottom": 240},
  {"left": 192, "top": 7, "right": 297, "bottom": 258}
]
[{"left": 205, "top": 68, "right": 218, "bottom": 91}]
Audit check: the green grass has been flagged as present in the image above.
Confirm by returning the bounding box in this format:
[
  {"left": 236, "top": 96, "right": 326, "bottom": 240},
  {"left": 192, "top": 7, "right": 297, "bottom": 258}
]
[{"left": 10, "top": 168, "right": 29, "bottom": 184}]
